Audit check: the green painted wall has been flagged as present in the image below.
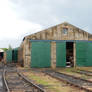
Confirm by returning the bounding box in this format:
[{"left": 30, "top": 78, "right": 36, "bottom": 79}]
[
  {"left": 76, "top": 42, "right": 92, "bottom": 67},
  {"left": 6, "top": 50, "right": 12, "bottom": 63},
  {"left": 56, "top": 42, "right": 66, "bottom": 67},
  {"left": 31, "top": 42, "right": 51, "bottom": 68}
]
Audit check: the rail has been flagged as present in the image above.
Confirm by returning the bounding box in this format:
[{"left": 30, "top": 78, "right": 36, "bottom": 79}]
[
  {"left": 2, "top": 69, "right": 10, "bottom": 92},
  {"left": 17, "top": 71, "right": 46, "bottom": 92},
  {"left": 44, "top": 70, "right": 92, "bottom": 92}
]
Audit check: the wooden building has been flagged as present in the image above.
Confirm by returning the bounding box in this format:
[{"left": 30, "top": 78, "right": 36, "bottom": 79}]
[{"left": 18, "top": 22, "right": 92, "bottom": 68}]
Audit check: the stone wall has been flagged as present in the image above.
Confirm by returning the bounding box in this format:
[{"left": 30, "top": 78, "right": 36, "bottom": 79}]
[
  {"left": 18, "top": 45, "right": 23, "bottom": 66},
  {"left": 23, "top": 39, "right": 31, "bottom": 68},
  {"left": 51, "top": 42, "right": 56, "bottom": 69},
  {"left": 88, "top": 35, "right": 92, "bottom": 41},
  {"left": 27, "top": 22, "right": 89, "bottom": 41}
]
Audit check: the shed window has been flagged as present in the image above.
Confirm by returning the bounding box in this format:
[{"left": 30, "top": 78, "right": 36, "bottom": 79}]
[{"left": 63, "top": 28, "right": 68, "bottom": 34}]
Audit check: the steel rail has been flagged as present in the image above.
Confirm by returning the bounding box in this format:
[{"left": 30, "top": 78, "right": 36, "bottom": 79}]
[
  {"left": 5, "top": 64, "right": 46, "bottom": 92},
  {"left": 72, "top": 70, "right": 92, "bottom": 76},
  {"left": 44, "top": 70, "right": 92, "bottom": 92},
  {"left": 17, "top": 71, "right": 46, "bottom": 92},
  {"left": 2, "top": 68, "right": 10, "bottom": 92}
]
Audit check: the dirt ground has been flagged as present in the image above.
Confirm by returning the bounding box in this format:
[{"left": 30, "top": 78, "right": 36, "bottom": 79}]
[
  {"left": 77, "top": 67, "right": 92, "bottom": 71},
  {"left": 18, "top": 67, "right": 86, "bottom": 92}
]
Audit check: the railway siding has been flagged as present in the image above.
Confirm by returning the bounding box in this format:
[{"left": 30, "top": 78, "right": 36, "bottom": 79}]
[
  {"left": 44, "top": 70, "right": 92, "bottom": 92},
  {"left": 3, "top": 63, "right": 92, "bottom": 92},
  {"left": 56, "top": 68, "right": 92, "bottom": 82},
  {"left": 0, "top": 63, "right": 4, "bottom": 92},
  {"left": 74, "top": 70, "right": 92, "bottom": 76},
  {"left": 19, "top": 68, "right": 86, "bottom": 92},
  {"left": 4, "top": 64, "right": 46, "bottom": 92}
]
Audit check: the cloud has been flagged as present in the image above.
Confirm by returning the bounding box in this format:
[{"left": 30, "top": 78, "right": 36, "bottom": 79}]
[
  {"left": 0, "top": 0, "right": 92, "bottom": 48},
  {"left": 0, "top": 0, "right": 42, "bottom": 48},
  {"left": 9, "top": 0, "right": 92, "bottom": 34},
  {"left": 0, "top": 39, "right": 21, "bottom": 48}
]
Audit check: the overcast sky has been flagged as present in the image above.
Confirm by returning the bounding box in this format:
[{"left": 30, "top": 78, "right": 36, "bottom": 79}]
[{"left": 0, "top": 0, "right": 92, "bottom": 48}]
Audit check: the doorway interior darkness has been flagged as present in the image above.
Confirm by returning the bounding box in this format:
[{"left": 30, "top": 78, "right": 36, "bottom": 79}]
[
  {"left": 0, "top": 52, "right": 4, "bottom": 61},
  {"left": 66, "top": 42, "right": 74, "bottom": 67}
]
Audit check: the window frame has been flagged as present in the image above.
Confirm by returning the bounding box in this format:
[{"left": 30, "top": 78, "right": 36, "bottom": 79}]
[{"left": 62, "top": 28, "right": 68, "bottom": 35}]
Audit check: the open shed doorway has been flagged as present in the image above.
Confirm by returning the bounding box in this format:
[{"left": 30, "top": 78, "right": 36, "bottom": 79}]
[
  {"left": 0, "top": 52, "right": 4, "bottom": 62},
  {"left": 66, "top": 42, "right": 74, "bottom": 67}
]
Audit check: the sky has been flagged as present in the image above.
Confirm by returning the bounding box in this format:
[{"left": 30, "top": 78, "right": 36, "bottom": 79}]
[{"left": 0, "top": 0, "right": 92, "bottom": 48}]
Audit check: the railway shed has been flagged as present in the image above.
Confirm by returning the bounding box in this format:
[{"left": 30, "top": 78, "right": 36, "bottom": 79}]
[{"left": 18, "top": 22, "right": 92, "bottom": 68}]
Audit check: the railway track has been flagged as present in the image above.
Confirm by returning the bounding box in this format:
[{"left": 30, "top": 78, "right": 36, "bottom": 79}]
[
  {"left": 3, "top": 68, "right": 10, "bottom": 92},
  {"left": 4, "top": 64, "right": 46, "bottom": 92},
  {"left": 0, "top": 63, "right": 6, "bottom": 92},
  {"left": 0, "top": 62, "right": 10, "bottom": 92},
  {"left": 72, "top": 70, "right": 92, "bottom": 76},
  {"left": 44, "top": 70, "right": 92, "bottom": 92}
]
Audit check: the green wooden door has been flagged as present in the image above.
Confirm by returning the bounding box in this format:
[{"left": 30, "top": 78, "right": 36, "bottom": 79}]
[
  {"left": 56, "top": 42, "right": 66, "bottom": 67},
  {"left": 76, "top": 42, "right": 92, "bottom": 66},
  {"left": 6, "top": 50, "right": 12, "bottom": 63},
  {"left": 31, "top": 42, "right": 51, "bottom": 68}
]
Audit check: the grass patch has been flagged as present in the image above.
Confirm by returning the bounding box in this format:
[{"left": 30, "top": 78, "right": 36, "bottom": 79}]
[
  {"left": 29, "top": 74, "right": 49, "bottom": 85},
  {"left": 21, "top": 69, "right": 86, "bottom": 92},
  {"left": 57, "top": 68, "right": 92, "bottom": 81}
]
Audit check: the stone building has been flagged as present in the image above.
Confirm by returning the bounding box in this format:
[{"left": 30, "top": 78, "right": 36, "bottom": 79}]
[{"left": 18, "top": 22, "right": 92, "bottom": 68}]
